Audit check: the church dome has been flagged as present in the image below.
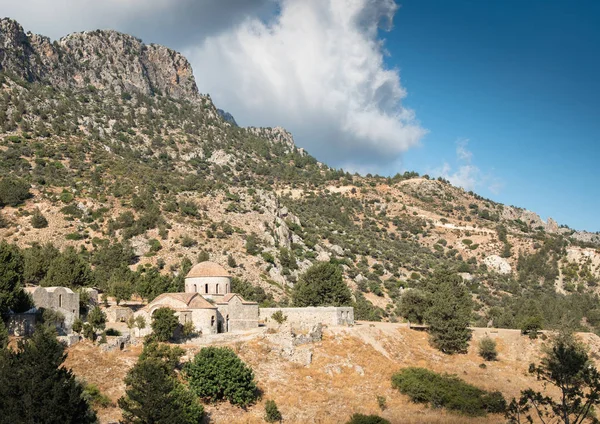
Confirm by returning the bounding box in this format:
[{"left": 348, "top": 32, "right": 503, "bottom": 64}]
[{"left": 186, "top": 261, "right": 230, "bottom": 278}]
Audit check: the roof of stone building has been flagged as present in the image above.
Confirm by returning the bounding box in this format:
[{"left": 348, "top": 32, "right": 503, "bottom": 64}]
[
  {"left": 186, "top": 261, "right": 230, "bottom": 278},
  {"left": 24, "top": 286, "right": 75, "bottom": 294},
  {"left": 218, "top": 293, "right": 257, "bottom": 305},
  {"left": 150, "top": 292, "right": 216, "bottom": 310}
]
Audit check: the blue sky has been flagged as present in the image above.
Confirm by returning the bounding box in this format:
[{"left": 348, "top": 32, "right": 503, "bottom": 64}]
[{"left": 388, "top": 0, "right": 600, "bottom": 231}]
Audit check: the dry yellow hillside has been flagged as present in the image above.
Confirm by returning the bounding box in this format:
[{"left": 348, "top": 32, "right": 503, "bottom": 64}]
[{"left": 65, "top": 323, "right": 600, "bottom": 424}]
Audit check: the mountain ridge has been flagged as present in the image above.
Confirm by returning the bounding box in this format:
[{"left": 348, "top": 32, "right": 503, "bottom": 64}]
[{"left": 1, "top": 17, "right": 599, "bottom": 333}]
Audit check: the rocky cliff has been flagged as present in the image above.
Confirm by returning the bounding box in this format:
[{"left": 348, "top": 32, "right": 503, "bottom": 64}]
[{"left": 0, "top": 18, "right": 198, "bottom": 99}]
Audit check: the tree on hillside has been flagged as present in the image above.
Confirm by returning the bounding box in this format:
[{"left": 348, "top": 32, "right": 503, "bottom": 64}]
[
  {"left": 292, "top": 262, "right": 352, "bottom": 307},
  {"left": 23, "top": 243, "right": 60, "bottom": 284},
  {"left": 0, "top": 241, "right": 30, "bottom": 315},
  {"left": 0, "top": 326, "right": 97, "bottom": 423},
  {"left": 425, "top": 270, "right": 473, "bottom": 354},
  {"left": 119, "top": 343, "right": 203, "bottom": 424},
  {"left": 42, "top": 246, "right": 92, "bottom": 288},
  {"left": 506, "top": 333, "right": 600, "bottom": 424},
  {"left": 398, "top": 289, "right": 430, "bottom": 324},
  {"left": 184, "top": 346, "right": 258, "bottom": 407},
  {"left": 151, "top": 307, "right": 179, "bottom": 342},
  {"left": 0, "top": 176, "right": 31, "bottom": 207}
]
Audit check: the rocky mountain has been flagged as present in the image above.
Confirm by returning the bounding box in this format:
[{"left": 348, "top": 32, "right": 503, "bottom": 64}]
[
  {"left": 1, "top": 18, "right": 600, "bottom": 333},
  {"left": 0, "top": 18, "right": 197, "bottom": 99}
]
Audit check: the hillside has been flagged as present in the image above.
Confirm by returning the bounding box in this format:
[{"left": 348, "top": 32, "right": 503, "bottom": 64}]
[
  {"left": 1, "top": 17, "right": 600, "bottom": 333},
  {"left": 64, "top": 322, "right": 600, "bottom": 423}
]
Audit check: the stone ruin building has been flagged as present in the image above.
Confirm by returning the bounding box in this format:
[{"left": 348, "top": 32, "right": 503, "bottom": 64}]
[
  {"left": 8, "top": 286, "right": 80, "bottom": 336},
  {"left": 135, "top": 261, "right": 259, "bottom": 336}
]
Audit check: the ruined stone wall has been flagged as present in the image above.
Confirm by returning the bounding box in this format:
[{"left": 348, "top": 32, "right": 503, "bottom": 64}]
[{"left": 260, "top": 307, "right": 354, "bottom": 327}]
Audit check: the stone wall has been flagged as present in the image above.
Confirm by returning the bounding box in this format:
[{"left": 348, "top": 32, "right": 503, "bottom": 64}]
[
  {"left": 260, "top": 307, "right": 354, "bottom": 327},
  {"left": 105, "top": 306, "right": 133, "bottom": 323},
  {"left": 28, "top": 287, "right": 79, "bottom": 334},
  {"left": 216, "top": 296, "right": 259, "bottom": 333}
]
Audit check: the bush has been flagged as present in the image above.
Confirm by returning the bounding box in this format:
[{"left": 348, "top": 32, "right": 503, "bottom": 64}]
[
  {"left": 391, "top": 367, "right": 507, "bottom": 416},
  {"left": 478, "top": 337, "right": 498, "bottom": 361},
  {"left": 105, "top": 328, "right": 121, "bottom": 337},
  {"left": 520, "top": 315, "right": 543, "bottom": 339},
  {"left": 264, "top": 399, "right": 282, "bottom": 422},
  {"left": 271, "top": 310, "right": 287, "bottom": 324},
  {"left": 184, "top": 346, "right": 258, "bottom": 407},
  {"left": 292, "top": 262, "right": 352, "bottom": 307},
  {"left": 346, "top": 414, "right": 390, "bottom": 424},
  {"left": 0, "top": 176, "right": 31, "bottom": 207},
  {"left": 30, "top": 209, "right": 48, "bottom": 228}
]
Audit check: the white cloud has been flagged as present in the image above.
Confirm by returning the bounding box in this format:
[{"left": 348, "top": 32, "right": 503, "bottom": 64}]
[
  {"left": 432, "top": 139, "right": 503, "bottom": 194},
  {"left": 0, "top": 0, "right": 270, "bottom": 46},
  {"left": 186, "top": 0, "right": 426, "bottom": 168},
  {"left": 2, "top": 0, "right": 426, "bottom": 171}
]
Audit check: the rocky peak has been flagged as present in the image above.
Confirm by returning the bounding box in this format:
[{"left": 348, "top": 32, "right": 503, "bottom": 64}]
[
  {"left": 0, "top": 18, "right": 199, "bottom": 100},
  {"left": 248, "top": 126, "right": 301, "bottom": 154}
]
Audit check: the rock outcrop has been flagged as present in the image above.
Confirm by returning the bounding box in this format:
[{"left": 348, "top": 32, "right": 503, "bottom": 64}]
[
  {"left": 0, "top": 18, "right": 198, "bottom": 99},
  {"left": 483, "top": 255, "right": 512, "bottom": 275}
]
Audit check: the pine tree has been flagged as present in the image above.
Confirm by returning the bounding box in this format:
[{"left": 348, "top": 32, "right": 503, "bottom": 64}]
[
  {"left": 425, "top": 270, "right": 473, "bottom": 354},
  {"left": 119, "top": 343, "right": 202, "bottom": 424},
  {"left": 0, "top": 326, "right": 97, "bottom": 423}
]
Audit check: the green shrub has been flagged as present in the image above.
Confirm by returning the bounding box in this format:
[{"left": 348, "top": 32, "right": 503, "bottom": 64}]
[
  {"left": 264, "top": 399, "right": 282, "bottom": 422},
  {"left": 181, "top": 236, "right": 197, "bottom": 248},
  {"left": 82, "top": 383, "right": 113, "bottom": 408},
  {"left": 0, "top": 176, "right": 31, "bottom": 207},
  {"left": 478, "top": 336, "right": 498, "bottom": 361},
  {"left": 377, "top": 395, "right": 386, "bottom": 410},
  {"left": 105, "top": 328, "right": 121, "bottom": 337},
  {"left": 30, "top": 209, "right": 48, "bottom": 228},
  {"left": 346, "top": 414, "right": 390, "bottom": 424},
  {"left": 271, "top": 310, "right": 287, "bottom": 324},
  {"left": 520, "top": 316, "right": 542, "bottom": 339},
  {"left": 391, "top": 367, "right": 506, "bottom": 416},
  {"left": 183, "top": 346, "right": 258, "bottom": 407},
  {"left": 60, "top": 191, "right": 74, "bottom": 203}
]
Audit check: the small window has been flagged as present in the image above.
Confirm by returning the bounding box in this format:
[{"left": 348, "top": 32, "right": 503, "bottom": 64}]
[
  {"left": 216, "top": 284, "right": 219, "bottom": 294},
  {"left": 211, "top": 316, "right": 215, "bottom": 326},
  {"left": 58, "top": 294, "right": 63, "bottom": 308},
  {"left": 205, "top": 284, "right": 209, "bottom": 293},
  {"left": 193, "top": 284, "right": 197, "bottom": 292}
]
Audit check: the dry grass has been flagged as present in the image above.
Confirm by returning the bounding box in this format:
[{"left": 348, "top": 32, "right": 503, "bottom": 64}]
[{"left": 63, "top": 323, "right": 600, "bottom": 424}]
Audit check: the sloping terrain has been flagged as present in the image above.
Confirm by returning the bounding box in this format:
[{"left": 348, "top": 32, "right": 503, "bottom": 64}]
[
  {"left": 1, "top": 17, "right": 600, "bottom": 334},
  {"left": 65, "top": 324, "right": 600, "bottom": 423}
]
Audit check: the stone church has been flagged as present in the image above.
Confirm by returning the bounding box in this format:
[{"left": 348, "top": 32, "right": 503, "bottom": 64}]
[{"left": 135, "top": 261, "right": 259, "bottom": 336}]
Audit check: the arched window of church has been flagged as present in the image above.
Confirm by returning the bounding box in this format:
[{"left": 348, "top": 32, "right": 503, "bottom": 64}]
[
  {"left": 58, "top": 294, "right": 63, "bottom": 308},
  {"left": 193, "top": 284, "right": 197, "bottom": 292},
  {"left": 205, "top": 284, "right": 208, "bottom": 293},
  {"left": 216, "top": 284, "right": 219, "bottom": 294}
]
